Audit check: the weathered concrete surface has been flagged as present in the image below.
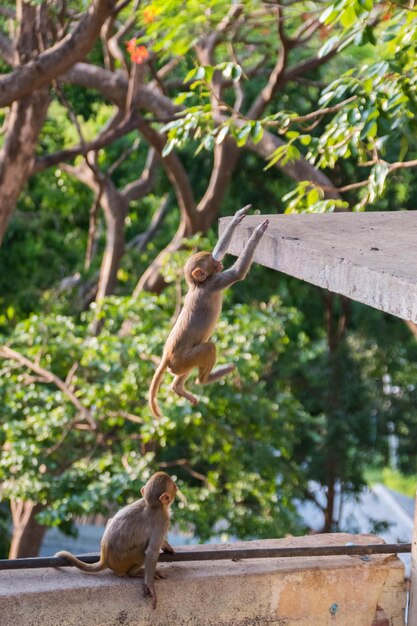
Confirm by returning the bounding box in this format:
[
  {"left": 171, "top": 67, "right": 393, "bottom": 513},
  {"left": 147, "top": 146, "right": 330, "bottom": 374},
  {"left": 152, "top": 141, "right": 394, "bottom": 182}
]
[
  {"left": 0, "top": 534, "right": 406, "bottom": 626},
  {"left": 219, "top": 211, "right": 417, "bottom": 322}
]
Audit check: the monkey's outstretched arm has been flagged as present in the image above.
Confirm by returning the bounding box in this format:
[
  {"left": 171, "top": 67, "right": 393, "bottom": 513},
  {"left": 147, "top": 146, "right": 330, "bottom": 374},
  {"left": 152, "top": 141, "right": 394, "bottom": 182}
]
[
  {"left": 212, "top": 204, "right": 251, "bottom": 261},
  {"left": 212, "top": 219, "right": 269, "bottom": 289}
]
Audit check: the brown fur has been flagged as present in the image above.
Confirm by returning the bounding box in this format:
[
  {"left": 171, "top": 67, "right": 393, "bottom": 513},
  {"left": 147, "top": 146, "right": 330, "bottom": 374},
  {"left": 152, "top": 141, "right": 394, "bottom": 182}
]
[
  {"left": 56, "top": 472, "right": 177, "bottom": 609},
  {"left": 149, "top": 216, "right": 269, "bottom": 418}
]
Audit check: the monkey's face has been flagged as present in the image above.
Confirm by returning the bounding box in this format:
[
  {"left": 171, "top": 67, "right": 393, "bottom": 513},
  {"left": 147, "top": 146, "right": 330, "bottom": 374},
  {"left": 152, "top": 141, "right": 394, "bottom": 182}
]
[{"left": 185, "top": 252, "right": 223, "bottom": 284}]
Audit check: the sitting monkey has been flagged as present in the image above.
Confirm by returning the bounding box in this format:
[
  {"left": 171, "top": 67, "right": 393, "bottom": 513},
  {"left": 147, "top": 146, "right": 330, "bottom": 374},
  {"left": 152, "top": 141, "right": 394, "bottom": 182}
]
[
  {"left": 149, "top": 205, "right": 269, "bottom": 418},
  {"left": 56, "top": 472, "right": 178, "bottom": 609}
]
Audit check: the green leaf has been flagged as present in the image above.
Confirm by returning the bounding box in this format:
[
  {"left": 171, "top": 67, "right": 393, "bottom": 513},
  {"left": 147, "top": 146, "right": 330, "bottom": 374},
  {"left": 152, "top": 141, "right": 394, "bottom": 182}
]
[
  {"left": 318, "top": 35, "right": 339, "bottom": 58},
  {"left": 204, "top": 65, "right": 215, "bottom": 83},
  {"left": 319, "top": 5, "right": 337, "bottom": 25},
  {"left": 236, "top": 124, "right": 252, "bottom": 147},
  {"left": 358, "top": 0, "right": 373, "bottom": 10},
  {"left": 371, "top": 162, "right": 389, "bottom": 194},
  {"left": 222, "top": 63, "right": 235, "bottom": 79},
  {"left": 251, "top": 122, "right": 264, "bottom": 144},
  {"left": 174, "top": 92, "right": 194, "bottom": 105},
  {"left": 360, "top": 119, "right": 378, "bottom": 139},
  {"left": 399, "top": 135, "right": 409, "bottom": 161},
  {"left": 162, "top": 139, "right": 176, "bottom": 157},
  {"left": 307, "top": 188, "right": 320, "bottom": 205},
  {"left": 264, "top": 145, "right": 287, "bottom": 170},
  {"left": 231, "top": 65, "right": 242, "bottom": 82},
  {"left": 183, "top": 67, "right": 198, "bottom": 84},
  {"left": 215, "top": 125, "right": 229, "bottom": 145},
  {"left": 340, "top": 5, "right": 357, "bottom": 28},
  {"left": 195, "top": 66, "right": 206, "bottom": 80}
]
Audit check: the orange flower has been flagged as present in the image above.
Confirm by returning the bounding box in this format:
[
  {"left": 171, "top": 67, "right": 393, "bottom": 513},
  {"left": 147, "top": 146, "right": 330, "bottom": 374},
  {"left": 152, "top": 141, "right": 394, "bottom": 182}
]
[
  {"left": 125, "top": 39, "right": 150, "bottom": 64},
  {"left": 126, "top": 38, "right": 138, "bottom": 53},
  {"left": 130, "top": 45, "right": 150, "bottom": 65},
  {"left": 143, "top": 6, "right": 157, "bottom": 24}
]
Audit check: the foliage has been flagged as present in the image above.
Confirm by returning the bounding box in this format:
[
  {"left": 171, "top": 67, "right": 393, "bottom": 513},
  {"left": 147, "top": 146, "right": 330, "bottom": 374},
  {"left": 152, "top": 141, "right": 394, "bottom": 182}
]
[
  {"left": 156, "top": 0, "right": 417, "bottom": 212},
  {"left": 366, "top": 468, "right": 417, "bottom": 498},
  {"left": 0, "top": 291, "right": 311, "bottom": 540},
  {"left": 289, "top": 330, "right": 387, "bottom": 501},
  {"left": 2, "top": 270, "right": 415, "bottom": 537}
]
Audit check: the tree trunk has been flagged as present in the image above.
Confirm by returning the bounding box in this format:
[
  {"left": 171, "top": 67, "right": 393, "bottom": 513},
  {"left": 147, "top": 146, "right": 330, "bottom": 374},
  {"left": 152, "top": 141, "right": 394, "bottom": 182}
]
[
  {"left": 322, "top": 292, "right": 338, "bottom": 532},
  {"left": 62, "top": 162, "right": 127, "bottom": 319},
  {"left": 322, "top": 292, "right": 349, "bottom": 532},
  {"left": 0, "top": 0, "right": 51, "bottom": 244},
  {"left": 95, "top": 180, "right": 127, "bottom": 303},
  {"left": 9, "top": 500, "right": 47, "bottom": 558},
  {"left": 0, "top": 89, "right": 50, "bottom": 244},
  {"left": 323, "top": 462, "right": 336, "bottom": 533}
]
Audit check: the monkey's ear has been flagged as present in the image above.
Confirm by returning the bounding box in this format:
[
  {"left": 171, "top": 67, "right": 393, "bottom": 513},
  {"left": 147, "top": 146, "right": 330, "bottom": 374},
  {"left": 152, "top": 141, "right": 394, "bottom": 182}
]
[
  {"left": 191, "top": 267, "right": 207, "bottom": 282},
  {"left": 140, "top": 486, "right": 145, "bottom": 496},
  {"left": 159, "top": 491, "right": 171, "bottom": 505}
]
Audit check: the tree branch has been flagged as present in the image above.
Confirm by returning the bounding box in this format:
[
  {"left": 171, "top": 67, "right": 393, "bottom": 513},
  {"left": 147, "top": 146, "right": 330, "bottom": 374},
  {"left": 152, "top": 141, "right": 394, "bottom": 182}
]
[
  {"left": 158, "top": 458, "right": 209, "bottom": 484},
  {"left": 63, "top": 62, "right": 180, "bottom": 117},
  {"left": 247, "top": 5, "right": 291, "bottom": 119},
  {"left": 134, "top": 115, "right": 198, "bottom": 230},
  {"left": 0, "top": 0, "right": 118, "bottom": 107},
  {"left": 85, "top": 191, "right": 102, "bottom": 270},
  {"left": 108, "top": 410, "right": 144, "bottom": 424},
  {"left": 34, "top": 110, "right": 139, "bottom": 173},
  {"left": 123, "top": 147, "right": 159, "bottom": 203},
  {"left": 0, "top": 346, "right": 96, "bottom": 429},
  {"left": 281, "top": 47, "right": 341, "bottom": 86}
]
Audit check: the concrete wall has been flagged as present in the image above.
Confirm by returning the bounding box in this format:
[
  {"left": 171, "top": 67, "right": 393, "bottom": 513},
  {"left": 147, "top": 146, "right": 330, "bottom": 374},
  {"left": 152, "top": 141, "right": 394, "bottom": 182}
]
[
  {"left": 0, "top": 534, "right": 406, "bottom": 626},
  {"left": 219, "top": 212, "right": 417, "bottom": 323}
]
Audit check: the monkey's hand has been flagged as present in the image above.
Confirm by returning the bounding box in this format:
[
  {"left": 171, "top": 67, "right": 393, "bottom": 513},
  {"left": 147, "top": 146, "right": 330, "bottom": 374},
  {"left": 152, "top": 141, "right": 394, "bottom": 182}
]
[
  {"left": 161, "top": 539, "right": 175, "bottom": 554},
  {"left": 252, "top": 218, "right": 269, "bottom": 240},
  {"left": 143, "top": 582, "right": 157, "bottom": 610},
  {"left": 232, "top": 204, "right": 251, "bottom": 225}
]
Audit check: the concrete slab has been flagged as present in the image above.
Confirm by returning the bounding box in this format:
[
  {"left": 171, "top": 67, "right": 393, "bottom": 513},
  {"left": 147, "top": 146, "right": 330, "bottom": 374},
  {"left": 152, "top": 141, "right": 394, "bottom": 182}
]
[
  {"left": 0, "top": 534, "right": 406, "bottom": 626},
  {"left": 219, "top": 211, "right": 417, "bottom": 322}
]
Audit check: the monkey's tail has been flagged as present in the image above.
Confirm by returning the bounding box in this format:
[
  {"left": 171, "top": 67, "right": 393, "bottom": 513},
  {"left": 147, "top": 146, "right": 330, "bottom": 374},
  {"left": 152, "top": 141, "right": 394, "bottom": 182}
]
[
  {"left": 149, "top": 358, "right": 167, "bottom": 419},
  {"left": 56, "top": 550, "right": 106, "bottom": 573}
]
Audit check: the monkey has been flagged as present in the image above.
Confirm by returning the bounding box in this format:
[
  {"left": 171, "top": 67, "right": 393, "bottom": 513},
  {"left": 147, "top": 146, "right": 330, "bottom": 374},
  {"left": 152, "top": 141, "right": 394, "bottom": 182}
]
[
  {"left": 56, "top": 472, "right": 178, "bottom": 609},
  {"left": 149, "top": 205, "right": 269, "bottom": 418}
]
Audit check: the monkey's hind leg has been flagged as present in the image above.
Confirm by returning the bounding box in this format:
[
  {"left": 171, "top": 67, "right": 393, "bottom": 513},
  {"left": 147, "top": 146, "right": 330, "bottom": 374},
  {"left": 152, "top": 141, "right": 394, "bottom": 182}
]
[
  {"left": 171, "top": 342, "right": 231, "bottom": 404},
  {"left": 171, "top": 373, "right": 198, "bottom": 405},
  {"left": 194, "top": 341, "right": 235, "bottom": 384},
  {"left": 126, "top": 564, "right": 144, "bottom": 577},
  {"left": 199, "top": 363, "right": 235, "bottom": 384}
]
